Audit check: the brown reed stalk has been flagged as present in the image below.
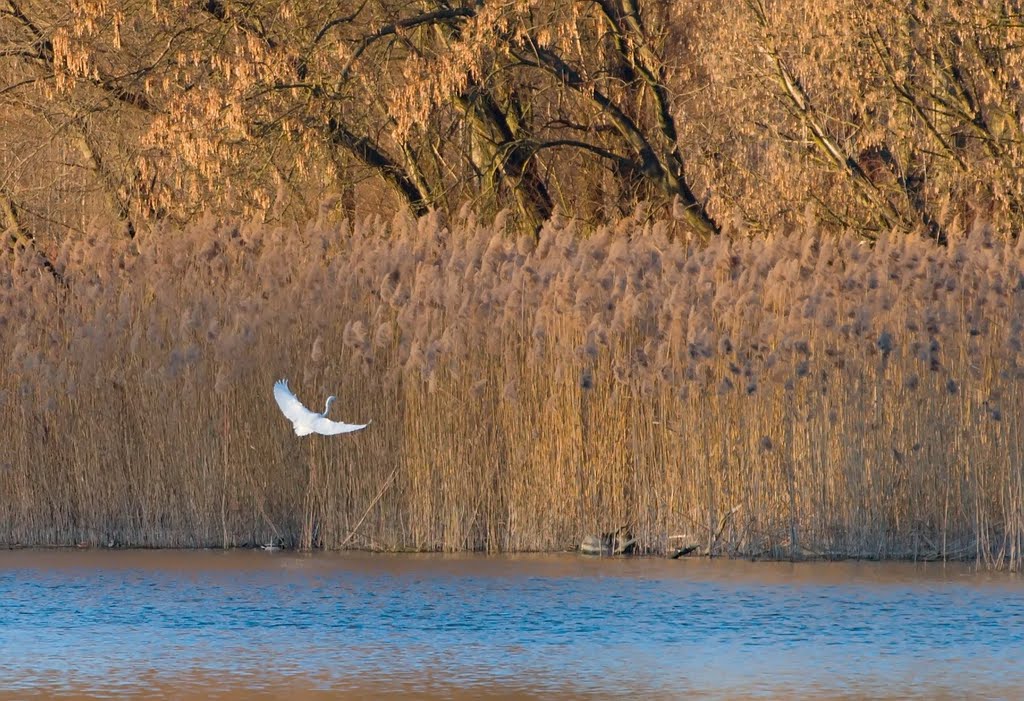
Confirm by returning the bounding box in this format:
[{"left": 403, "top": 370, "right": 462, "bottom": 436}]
[{"left": 2, "top": 210, "right": 1024, "bottom": 569}]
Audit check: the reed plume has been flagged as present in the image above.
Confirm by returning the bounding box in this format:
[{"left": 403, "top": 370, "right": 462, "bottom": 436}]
[{"left": 2, "top": 210, "right": 1023, "bottom": 569}]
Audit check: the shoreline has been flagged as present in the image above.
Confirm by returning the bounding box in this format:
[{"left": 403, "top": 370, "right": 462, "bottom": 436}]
[{"left": 0, "top": 541, "right": 1001, "bottom": 567}]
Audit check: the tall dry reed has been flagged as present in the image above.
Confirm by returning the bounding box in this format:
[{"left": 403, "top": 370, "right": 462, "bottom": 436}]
[{"left": 2, "top": 209, "right": 1023, "bottom": 568}]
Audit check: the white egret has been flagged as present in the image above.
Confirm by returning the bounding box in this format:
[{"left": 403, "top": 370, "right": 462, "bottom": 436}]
[{"left": 273, "top": 379, "right": 369, "bottom": 436}]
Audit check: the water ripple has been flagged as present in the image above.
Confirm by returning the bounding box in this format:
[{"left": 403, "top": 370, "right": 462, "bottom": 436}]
[{"left": 1, "top": 552, "right": 1022, "bottom": 699}]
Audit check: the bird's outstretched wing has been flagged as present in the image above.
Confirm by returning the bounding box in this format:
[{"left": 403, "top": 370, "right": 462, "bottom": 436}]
[
  {"left": 312, "top": 417, "right": 370, "bottom": 435},
  {"left": 273, "top": 379, "right": 317, "bottom": 424}
]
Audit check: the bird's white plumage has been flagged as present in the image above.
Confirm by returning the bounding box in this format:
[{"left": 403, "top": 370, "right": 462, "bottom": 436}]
[{"left": 273, "top": 379, "right": 368, "bottom": 436}]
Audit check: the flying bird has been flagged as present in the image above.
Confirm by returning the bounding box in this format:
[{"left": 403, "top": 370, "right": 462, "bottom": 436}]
[{"left": 273, "top": 379, "right": 369, "bottom": 436}]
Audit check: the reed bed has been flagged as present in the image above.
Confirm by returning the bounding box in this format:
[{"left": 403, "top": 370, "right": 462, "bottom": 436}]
[{"left": 2, "top": 210, "right": 1023, "bottom": 568}]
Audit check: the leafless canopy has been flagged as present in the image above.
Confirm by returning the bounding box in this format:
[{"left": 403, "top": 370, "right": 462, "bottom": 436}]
[{"left": 2, "top": 0, "right": 1023, "bottom": 251}]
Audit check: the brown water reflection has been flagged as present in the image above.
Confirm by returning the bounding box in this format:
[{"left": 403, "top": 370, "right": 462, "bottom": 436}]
[
  {"left": 1, "top": 550, "right": 1022, "bottom": 700},
  {"left": 2, "top": 547, "right": 1014, "bottom": 582}
]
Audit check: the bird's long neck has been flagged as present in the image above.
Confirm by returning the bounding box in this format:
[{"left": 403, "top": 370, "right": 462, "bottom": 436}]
[{"left": 324, "top": 396, "right": 335, "bottom": 415}]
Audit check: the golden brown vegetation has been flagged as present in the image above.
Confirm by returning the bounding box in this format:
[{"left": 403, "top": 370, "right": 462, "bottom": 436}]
[
  {"left": 2, "top": 0, "right": 1023, "bottom": 568},
  {"left": 3, "top": 0, "right": 1024, "bottom": 253},
  {"left": 2, "top": 209, "right": 1023, "bottom": 568}
]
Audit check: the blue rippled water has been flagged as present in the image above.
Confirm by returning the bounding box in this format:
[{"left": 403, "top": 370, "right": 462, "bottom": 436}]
[{"left": 0, "top": 551, "right": 1021, "bottom": 699}]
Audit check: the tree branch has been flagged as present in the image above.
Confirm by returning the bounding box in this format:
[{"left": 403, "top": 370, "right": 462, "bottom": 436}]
[
  {"left": 1, "top": 188, "right": 63, "bottom": 282},
  {"left": 531, "top": 138, "right": 635, "bottom": 170},
  {"left": 511, "top": 38, "right": 719, "bottom": 236},
  {"left": 311, "top": 1, "right": 369, "bottom": 48},
  {"left": 746, "top": 0, "right": 935, "bottom": 240},
  {"left": 337, "top": 6, "right": 476, "bottom": 83},
  {"left": 328, "top": 119, "right": 430, "bottom": 216}
]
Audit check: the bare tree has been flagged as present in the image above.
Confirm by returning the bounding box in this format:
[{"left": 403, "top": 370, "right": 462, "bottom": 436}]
[{"left": 1, "top": 0, "right": 1022, "bottom": 243}]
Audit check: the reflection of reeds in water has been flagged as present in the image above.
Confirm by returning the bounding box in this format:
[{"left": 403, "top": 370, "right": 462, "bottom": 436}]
[{"left": 2, "top": 212, "right": 1023, "bottom": 568}]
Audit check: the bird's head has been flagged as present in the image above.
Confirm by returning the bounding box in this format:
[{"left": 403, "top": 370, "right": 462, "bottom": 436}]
[{"left": 324, "top": 395, "right": 337, "bottom": 415}]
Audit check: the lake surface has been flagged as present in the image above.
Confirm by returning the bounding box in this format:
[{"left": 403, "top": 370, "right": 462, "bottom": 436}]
[{"left": 0, "top": 551, "right": 1021, "bottom": 700}]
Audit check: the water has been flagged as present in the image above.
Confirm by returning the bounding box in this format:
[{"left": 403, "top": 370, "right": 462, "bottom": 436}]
[{"left": 0, "top": 551, "right": 1021, "bottom": 699}]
